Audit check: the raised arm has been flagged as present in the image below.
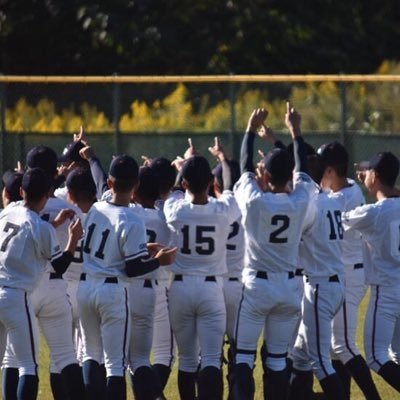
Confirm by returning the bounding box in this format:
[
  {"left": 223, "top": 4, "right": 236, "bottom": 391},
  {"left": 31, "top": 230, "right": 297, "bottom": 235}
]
[
  {"left": 208, "top": 136, "right": 233, "bottom": 191},
  {"left": 285, "top": 102, "right": 307, "bottom": 173},
  {"left": 240, "top": 108, "right": 267, "bottom": 174}
]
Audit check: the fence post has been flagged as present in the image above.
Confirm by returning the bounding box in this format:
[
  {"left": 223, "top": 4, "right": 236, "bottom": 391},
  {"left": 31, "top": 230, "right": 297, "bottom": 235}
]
[
  {"left": 340, "top": 81, "right": 353, "bottom": 164},
  {"left": 0, "top": 80, "right": 6, "bottom": 174},
  {"left": 229, "top": 76, "right": 237, "bottom": 159},
  {"left": 112, "top": 73, "right": 121, "bottom": 155}
]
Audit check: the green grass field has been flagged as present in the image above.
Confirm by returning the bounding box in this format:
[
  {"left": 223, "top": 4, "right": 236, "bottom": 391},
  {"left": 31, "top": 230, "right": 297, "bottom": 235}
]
[{"left": 3, "top": 288, "right": 398, "bottom": 399}]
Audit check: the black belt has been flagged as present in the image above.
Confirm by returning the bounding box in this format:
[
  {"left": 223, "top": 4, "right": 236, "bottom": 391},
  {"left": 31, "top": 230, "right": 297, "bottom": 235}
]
[
  {"left": 80, "top": 273, "right": 118, "bottom": 284},
  {"left": 295, "top": 269, "right": 304, "bottom": 277},
  {"left": 174, "top": 275, "right": 216, "bottom": 282},
  {"left": 228, "top": 277, "right": 239, "bottom": 281},
  {"left": 354, "top": 263, "right": 363, "bottom": 270},
  {"left": 305, "top": 274, "right": 340, "bottom": 283},
  {"left": 256, "top": 271, "right": 294, "bottom": 280},
  {"left": 144, "top": 279, "right": 152, "bottom": 288},
  {"left": 49, "top": 272, "right": 63, "bottom": 280}
]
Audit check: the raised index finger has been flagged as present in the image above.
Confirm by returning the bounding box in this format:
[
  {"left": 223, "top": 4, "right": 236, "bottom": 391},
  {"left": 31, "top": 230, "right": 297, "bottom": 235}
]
[{"left": 286, "top": 101, "right": 291, "bottom": 114}]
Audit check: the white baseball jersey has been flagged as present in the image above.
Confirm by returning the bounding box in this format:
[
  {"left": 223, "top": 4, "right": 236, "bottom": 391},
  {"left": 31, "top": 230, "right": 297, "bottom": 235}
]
[
  {"left": 234, "top": 171, "right": 314, "bottom": 273},
  {"left": 40, "top": 197, "right": 83, "bottom": 274},
  {"left": 342, "top": 197, "right": 400, "bottom": 285},
  {"left": 63, "top": 214, "right": 87, "bottom": 282},
  {"left": 82, "top": 201, "right": 149, "bottom": 280},
  {"left": 54, "top": 186, "right": 68, "bottom": 202},
  {"left": 0, "top": 202, "right": 61, "bottom": 292},
  {"left": 300, "top": 189, "right": 344, "bottom": 277},
  {"left": 164, "top": 190, "right": 240, "bottom": 276},
  {"left": 224, "top": 218, "right": 245, "bottom": 278},
  {"left": 129, "top": 203, "right": 171, "bottom": 280},
  {"left": 328, "top": 179, "right": 365, "bottom": 264}
]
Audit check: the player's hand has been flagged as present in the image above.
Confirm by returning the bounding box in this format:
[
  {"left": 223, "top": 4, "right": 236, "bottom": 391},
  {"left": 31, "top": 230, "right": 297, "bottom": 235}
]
[
  {"left": 79, "top": 145, "right": 95, "bottom": 161},
  {"left": 208, "top": 136, "right": 226, "bottom": 161},
  {"left": 74, "top": 126, "right": 88, "bottom": 144},
  {"left": 15, "top": 161, "right": 24, "bottom": 173},
  {"left": 354, "top": 161, "right": 369, "bottom": 183},
  {"left": 183, "top": 138, "right": 198, "bottom": 160},
  {"left": 171, "top": 156, "right": 185, "bottom": 171},
  {"left": 68, "top": 218, "right": 83, "bottom": 242},
  {"left": 141, "top": 155, "right": 152, "bottom": 167},
  {"left": 285, "top": 101, "right": 301, "bottom": 137},
  {"left": 155, "top": 246, "right": 177, "bottom": 266},
  {"left": 52, "top": 209, "right": 76, "bottom": 228},
  {"left": 147, "top": 242, "right": 163, "bottom": 257},
  {"left": 57, "top": 161, "right": 76, "bottom": 178},
  {"left": 247, "top": 108, "right": 268, "bottom": 132},
  {"left": 258, "top": 124, "right": 277, "bottom": 144}
]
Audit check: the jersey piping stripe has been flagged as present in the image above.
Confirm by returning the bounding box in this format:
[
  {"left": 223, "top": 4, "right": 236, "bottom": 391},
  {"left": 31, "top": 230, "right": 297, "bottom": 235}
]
[
  {"left": 122, "top": 288, "right": 129, "bottom": 372},
  {"left": 342, "top": 300, "right": 357, "bottom": 358},
  {"left": 165, "top": 286, "right": 175, "bottom": 368},
  {"left": 49, "top": 250, "right": 63, "bottom": 262},
  {"left": 314, "top": 284, "right": 329, "bottom": 377},
  {"left": 234, "top": 286, "right": 246, "bottom": 362},
  {"left": 24, "top": 293, "right": 38, "bottom": 376},
  {"left": 125, "top": 249, "right": 149, "bottom": 260},
  {"left": 371, "top": 286, "right": 382, "bottom": 368}
]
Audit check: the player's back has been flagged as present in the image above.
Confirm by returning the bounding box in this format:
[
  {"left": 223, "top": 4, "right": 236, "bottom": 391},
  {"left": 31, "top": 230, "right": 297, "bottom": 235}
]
[
  {"left": 83, "top": 201, "right": 148, "bottom": 280},
  {"left": 164, "top": 191, "right": 240, "bottom": 276},
  {"left": 0, "top": 202, "right": 60, "bottom": 291},
  {"left": 349, "top": 197, "right": 400, "bottom": 286},
  {"left": 300, "top": 191, "right": 344, "bottom": 277}
]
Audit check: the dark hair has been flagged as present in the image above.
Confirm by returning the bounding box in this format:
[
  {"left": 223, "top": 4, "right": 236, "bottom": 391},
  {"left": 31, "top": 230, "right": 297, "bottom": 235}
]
[
  {"left": 2, "top": 170, "right": 23, "bottom": 202},
  {"left": 150, "top": 157, "right": 176, "bottom": 195},
  {"left": 22, "top": 168, "right": 53, "bottom": 202},
  {"left": 212, "top": 159, "right": 241, "bottom": 191},
  {"left": 108, "top": 155, "right": 139, "bottom": 193},
  {"left": 66, "top": 168, "right": 97, "bottom": 202},
  {"left": 263, "top": 148, "right": 292, "bottom": 187},
  {"left": 318, "top": 142, "right": 348, "bottom": 177},
  {"left": 307, "top": 154, "right": 326, "bottom": 184},
  {"left": 181, "top": 156, "right": 213, "bottom": 194},
  {"left": 136, "top": 167, "right": 160, "bottom": 202}
]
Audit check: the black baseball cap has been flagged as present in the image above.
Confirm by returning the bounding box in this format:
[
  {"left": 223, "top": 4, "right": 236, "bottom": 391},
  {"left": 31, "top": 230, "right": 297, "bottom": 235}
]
[
  {"left": 263, "top": 148, "right": 292, "bottom": 184},
  {"left": 212, "top": 159, "right": 240, "bottom": 190},
  {"left": 66, "top": 168, "right": 96, "bottom": 198},
  {"left": 22, "top": 168, "right": 53, "bottom": 201},
  {"left": 181, "top": 155, "right": 213, "bottom": 193},
  {"left": 2, "top": 170, "right": 23, "bottom": 201},
  {"left": 317, "top": 141, "right": 349, "bottom": 166},
  {"left": 109, "top": 155, "right": 139, "bottom": 181},
  {"left": 137, "top": 166, "right": 160, "bottom": 201},
  {"left": 366, "top": 151, "right": 399, "bottom": 187},
  {"left": 26, "top": 145, "right": 58, "bottom": 176},
  {"left": 59, "top": 141, "right": 86, "bottom": 163}
]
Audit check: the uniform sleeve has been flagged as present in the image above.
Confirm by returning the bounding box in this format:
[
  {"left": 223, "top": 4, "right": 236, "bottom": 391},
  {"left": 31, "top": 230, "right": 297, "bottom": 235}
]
[
  {"left": 342, "top": 204, "right": 377, "bottom": 233},
  {"left": 233, "top": 172, "right": 262, "bottom": 214},
  {"left": 219, "top": 190, "right": 242, "bottom": 224},
  {"left": 122, "top": 220, "right": 149, "bottom": 262},
  {"left": 38, "top": 222, "right": 63, "bottom": 261},
  {"left": 163, "top": 190, "right": 185, "bottom": 223}
]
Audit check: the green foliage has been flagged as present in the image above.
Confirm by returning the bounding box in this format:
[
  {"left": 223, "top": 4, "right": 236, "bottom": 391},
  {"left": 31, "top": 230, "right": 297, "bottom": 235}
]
[{"left": 4, "top": 62, "right": 400, "bottom": 134}]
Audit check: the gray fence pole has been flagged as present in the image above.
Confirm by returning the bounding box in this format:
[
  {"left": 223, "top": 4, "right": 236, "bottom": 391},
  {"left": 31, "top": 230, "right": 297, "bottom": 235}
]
[
  {"left": 0, "top": 81, "right": 6, "bottom": 174},
  {"left": 112, "top": 74, "right": 121, "bottom": 155},
  {"left": 229, "top": 78, "right": 237, "bottom": 159},
  {"left": 340, "top": 81, "right": 347, "bottom": 145}
]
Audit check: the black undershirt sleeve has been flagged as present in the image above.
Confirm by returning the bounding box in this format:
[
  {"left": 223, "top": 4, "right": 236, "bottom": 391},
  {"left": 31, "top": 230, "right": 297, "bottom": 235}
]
[
  {"left": 125, "top": 256, "right": 161, "bottom": 278},
  {"left": 51, "top": 251, "right": 73, "bottom": 275}
]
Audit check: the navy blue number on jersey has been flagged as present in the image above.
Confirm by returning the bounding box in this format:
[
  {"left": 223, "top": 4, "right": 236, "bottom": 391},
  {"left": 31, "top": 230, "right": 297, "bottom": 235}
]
[
  {"left": 226, "top": 221, "right": 240, "bottom": 251},
  {"left": 146, "top": 229, "right": 157, "bottom": 243},
  {"left": 83, "top": 223, "right": 110, "bottom": 260},
  {"left": 269, "top": 215, "right": 290, "bottom": 243},
  {"left": 181, "top": 225, "right": 215, "bottom": 255},
  {"left": 0, "top": 222, "right": 20, "bottom": 251},
  {"left": 326, "top": 210, "right": 344, "bottom": 240}
]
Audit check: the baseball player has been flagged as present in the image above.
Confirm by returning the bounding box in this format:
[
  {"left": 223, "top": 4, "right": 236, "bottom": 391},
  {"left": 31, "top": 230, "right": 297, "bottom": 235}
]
[
  {"left": 164, "top": 151, "right": 240, "bottom": 400},
  {"left": 208, "top": 138, "right": 245, "bottom": 396},
  {"left": 1, "top": 170, "right": 23, "bottom": 208},
  {"left": 0, "top": 167, "right": 82, "bottom": 400},
  {"left": 318, "top": 141, "right": 381, "bottom": 399},
  {"left": 127, "top": 166, "right": 172, "bottom": 400},
  {"left": 64, "top": 168, "right": 97, "bottom": 368},
  {"left": 149, "top": 157, "right": 177, "bottom": 395},
  {"left": 341, "top": 151, "right": 400, "bottom": 393},
  {"left": 231, "top": 104, "right": 314, "bottom": 400},
  {"left": 2, "top": 146, "right": 87, "bottom": 400},
  {"left": 77, "top": 154, "right": 176, "bottom": 400},
  {"left": 289, "top": 153, "right": 348, "bottom": 400}
]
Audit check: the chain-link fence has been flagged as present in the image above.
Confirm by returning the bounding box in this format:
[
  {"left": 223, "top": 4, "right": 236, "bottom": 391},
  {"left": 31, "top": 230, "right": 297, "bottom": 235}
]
[{"left": 1, "top": 75, "right": 400, "bottom": 184}]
